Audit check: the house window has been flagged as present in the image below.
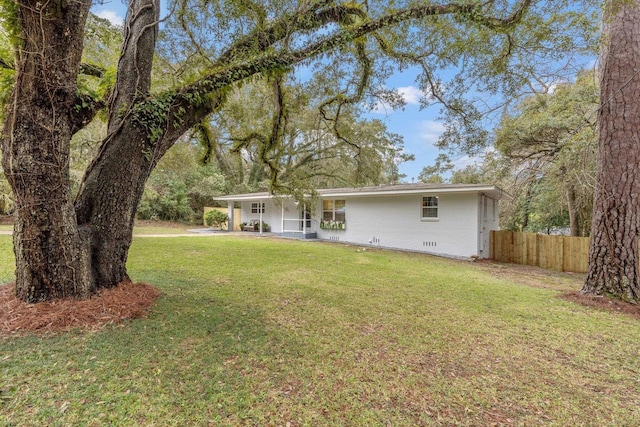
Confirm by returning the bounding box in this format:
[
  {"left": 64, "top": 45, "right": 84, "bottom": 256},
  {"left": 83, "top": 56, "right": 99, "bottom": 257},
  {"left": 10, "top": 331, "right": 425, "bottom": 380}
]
[
  {"left": 322, "top": 199, "right": 346, "bottom": 224},
  {"left": 251, "top": 202, "right": 265, "bottom": 214},
  {"left": 421, "top": 196, "right": 438, "bottom": 219}
]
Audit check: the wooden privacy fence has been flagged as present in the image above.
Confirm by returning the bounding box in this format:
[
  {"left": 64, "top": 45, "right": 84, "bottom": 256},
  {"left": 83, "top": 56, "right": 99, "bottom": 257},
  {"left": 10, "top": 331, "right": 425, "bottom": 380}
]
[{"left": 490, "top": 230, "right": 590, "bottom": 273}]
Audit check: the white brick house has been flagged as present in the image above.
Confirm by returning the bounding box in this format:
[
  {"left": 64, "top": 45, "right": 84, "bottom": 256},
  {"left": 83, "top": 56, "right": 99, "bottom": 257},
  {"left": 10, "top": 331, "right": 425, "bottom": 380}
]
[{"left": 213, "top": 183, "right": 510, "bottom": 259}]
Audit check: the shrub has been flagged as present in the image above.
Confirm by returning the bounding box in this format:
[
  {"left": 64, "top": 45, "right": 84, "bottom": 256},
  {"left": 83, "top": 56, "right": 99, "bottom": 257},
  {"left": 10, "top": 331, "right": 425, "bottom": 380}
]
[
  {"left": 205, "top": 209, "right": 228, "bottom": 229},
  {"left": 252, "top": 221, "right": 270, "bottom": 232}
]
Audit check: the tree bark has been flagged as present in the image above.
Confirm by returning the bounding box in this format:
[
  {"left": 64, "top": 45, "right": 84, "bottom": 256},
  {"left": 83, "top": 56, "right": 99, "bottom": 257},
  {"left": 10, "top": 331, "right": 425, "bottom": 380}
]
[
  {"left": 0, "top": 1, "right": 94, "bottom": 301},
  {"left": 0, "top": 0, "right": 162, "bottom": 300},
  {"left": 74, "top": 0, "right": 160, "bottom": 290},
  {"left": 582, "top": 0, "right": 640, "bottom": 301},
  {"left": 566, "top": 185, "right": 580, "bottom": 237}
]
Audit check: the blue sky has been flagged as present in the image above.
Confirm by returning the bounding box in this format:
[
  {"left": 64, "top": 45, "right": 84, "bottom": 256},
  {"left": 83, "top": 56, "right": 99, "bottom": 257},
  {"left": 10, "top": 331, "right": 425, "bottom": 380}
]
[
  {"left": 90, "top": 2, "right": 453, "bottom": 181},
  {"left": 369, "top": 69, "right": 450, "bottom": 182}
]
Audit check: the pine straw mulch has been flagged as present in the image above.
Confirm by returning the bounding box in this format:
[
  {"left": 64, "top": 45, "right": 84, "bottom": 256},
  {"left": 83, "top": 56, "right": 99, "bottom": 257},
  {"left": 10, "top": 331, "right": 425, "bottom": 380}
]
[{"left": 0, "top": 281, "right": 160, "bottom": 336}]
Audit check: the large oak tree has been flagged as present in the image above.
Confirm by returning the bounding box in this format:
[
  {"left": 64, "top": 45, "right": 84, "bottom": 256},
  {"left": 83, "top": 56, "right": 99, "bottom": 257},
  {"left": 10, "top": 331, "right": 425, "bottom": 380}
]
[{"left": 0, "top": 0, "right": 593, "bottom": 302}]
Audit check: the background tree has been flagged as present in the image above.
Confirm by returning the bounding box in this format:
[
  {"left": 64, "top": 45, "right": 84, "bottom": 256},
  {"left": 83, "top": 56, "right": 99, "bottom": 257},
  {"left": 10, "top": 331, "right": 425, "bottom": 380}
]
[
  {"left": 138, "top": 140, "right": 227, "bottom": 222},
  {"left": 494, "top": 70, "right": 598, "bottom": 236},
  {"left": 0, "top": 0, "right": 598, "bottom": 302},
  {"left": 582, "top": 0, "right": 640, "bottom": 301},
  {"left": 203, "top": 77, "right": 411, "bottom": 195},
  {"left": 420, "top": 69, "right": 599, "bottom": 238}
]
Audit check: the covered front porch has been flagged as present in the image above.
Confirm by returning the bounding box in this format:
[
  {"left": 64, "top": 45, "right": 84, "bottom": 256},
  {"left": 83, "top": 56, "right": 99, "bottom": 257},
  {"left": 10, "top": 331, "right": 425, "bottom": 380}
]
[{"left": 213, "top": 193, "right": 318, "bottom": 239}]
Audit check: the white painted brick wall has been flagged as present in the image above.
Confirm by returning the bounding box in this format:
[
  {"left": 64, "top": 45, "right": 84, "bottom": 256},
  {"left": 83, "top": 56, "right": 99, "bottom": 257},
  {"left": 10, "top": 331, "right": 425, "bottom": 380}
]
[{"left": 316, "top": 193, "right": 494, "bottom": 258}]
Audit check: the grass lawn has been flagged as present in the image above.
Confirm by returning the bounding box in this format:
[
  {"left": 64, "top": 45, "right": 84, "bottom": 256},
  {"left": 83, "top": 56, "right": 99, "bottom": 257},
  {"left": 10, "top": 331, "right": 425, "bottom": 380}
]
[
  {"left": 0, "top": 221, "right": 196, "bottom": 235},
  {"left": 1, "top": 235, "right": 640, "bottom": 426},
  {"left": 133, "top": 220, "right": 195, "bottom": 235}
]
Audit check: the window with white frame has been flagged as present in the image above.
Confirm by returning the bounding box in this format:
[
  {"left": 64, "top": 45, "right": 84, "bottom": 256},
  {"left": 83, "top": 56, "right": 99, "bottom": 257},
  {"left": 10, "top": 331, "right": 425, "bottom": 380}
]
[
  {"left": 251, "top": 202, "right": 265, "bottom": 214},
  {"left": 421, "top": 196, "right": 438, "bottom": 219},
  {"left": 322, "top": 199, "right": 346, "bottom": 228}
]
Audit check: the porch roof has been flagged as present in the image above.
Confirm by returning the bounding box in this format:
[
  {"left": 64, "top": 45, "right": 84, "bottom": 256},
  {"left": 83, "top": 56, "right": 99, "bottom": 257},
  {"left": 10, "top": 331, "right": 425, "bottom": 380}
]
[{"left": 213, "top": 183, "right": 512, "bottom": 202}]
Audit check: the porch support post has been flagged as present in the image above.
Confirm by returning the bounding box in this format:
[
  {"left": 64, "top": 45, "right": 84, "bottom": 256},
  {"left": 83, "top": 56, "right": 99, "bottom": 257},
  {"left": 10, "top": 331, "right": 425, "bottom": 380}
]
[
  {"left": 282, "top": 205, "right": 285, "bottom": 233},
  {"left": 227, "top": 201, "right": 234, "bottom": 231},
  {"left": 259, "top": 199, "right": 263, "bottom": 234},
  {"left": 303, "top": 203, "right": 306, "bottom": 234}
]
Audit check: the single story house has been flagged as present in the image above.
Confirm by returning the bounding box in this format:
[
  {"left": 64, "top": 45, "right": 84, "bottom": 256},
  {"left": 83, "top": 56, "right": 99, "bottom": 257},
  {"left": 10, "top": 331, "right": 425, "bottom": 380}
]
[{"left": 213, "top": 183, "right": 511, "bottom": 259}]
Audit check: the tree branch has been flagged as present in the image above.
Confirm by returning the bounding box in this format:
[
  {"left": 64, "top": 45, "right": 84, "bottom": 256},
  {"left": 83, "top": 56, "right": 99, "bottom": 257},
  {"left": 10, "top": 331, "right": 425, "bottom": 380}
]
[
  {"left": 107, "top": 0, "right": 160, "bottom": 133},
  {"left": 1, "top": 57, "right": 106, "bottom": 78},
  {"left": 180, "top": 0, "right": 532, "bottom": 106},
  {"left": 70, "top": 94, "right": 106, "bottom": 135},
  {"left": 152, "top": 0, "right": 533, "bottom": 166},
  {"left": 214, "top": 0, "right": 366, "bottom": 66},
  {"left": 79, "top": 63, "right": 105, "bottom": 78}
]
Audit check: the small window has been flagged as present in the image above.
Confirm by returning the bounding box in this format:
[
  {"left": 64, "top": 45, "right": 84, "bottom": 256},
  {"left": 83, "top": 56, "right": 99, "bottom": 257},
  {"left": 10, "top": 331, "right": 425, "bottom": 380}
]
[
  {"left": 422, "top": 196, "right": 438, "bottom": 219},
  {"left": 321, "top": 199, "right": 346, "bottom": 228},
  {"left": 251, "top": 202, "right": 265, "bottom": 214}
]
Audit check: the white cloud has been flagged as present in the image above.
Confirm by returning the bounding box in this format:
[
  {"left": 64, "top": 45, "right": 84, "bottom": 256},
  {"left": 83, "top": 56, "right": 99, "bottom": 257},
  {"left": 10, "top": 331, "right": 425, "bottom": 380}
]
[
  {"left": 95, "top": 10, "right": 124, "bottom": 26},
  {"left": 396, "top": 86, "right": 422, "bottom": 105},
  {"left": 419, "top": 120, "right": 446, "bottom": 146},
  {"left": 371, "top": 86, "right": 425, "bottom": 114}
]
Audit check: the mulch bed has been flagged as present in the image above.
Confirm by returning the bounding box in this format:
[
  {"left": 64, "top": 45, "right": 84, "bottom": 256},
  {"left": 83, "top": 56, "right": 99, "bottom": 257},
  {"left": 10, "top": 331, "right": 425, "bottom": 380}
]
[
  {"left": 0, "top": 281, "right": 160, "bottom": 336},
  {"left": 559, "top": 291, "right": 640, "bottom": 320}
]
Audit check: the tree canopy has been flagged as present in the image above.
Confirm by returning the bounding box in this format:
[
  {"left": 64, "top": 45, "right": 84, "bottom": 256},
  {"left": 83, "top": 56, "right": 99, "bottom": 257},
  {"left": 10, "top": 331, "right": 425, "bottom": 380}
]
[{"left": 495, "top": 70, "right": 598, "bottom": 236}]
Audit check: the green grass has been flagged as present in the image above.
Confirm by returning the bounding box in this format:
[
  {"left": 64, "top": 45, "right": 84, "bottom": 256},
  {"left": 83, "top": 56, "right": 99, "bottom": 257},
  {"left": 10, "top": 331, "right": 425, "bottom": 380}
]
[
  {"left": 0, "top": 222, "right": 192, "bottom": 235},
  {"left": 132, "top": 225, "right": 191, "bottom": 235},
  {"left": 2, "top": 235, "right": 640, "bottom": 426}
]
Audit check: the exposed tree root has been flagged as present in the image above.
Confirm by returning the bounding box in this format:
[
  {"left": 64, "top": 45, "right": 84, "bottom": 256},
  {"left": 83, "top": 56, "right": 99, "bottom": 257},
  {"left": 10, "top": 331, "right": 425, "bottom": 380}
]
[{"left": 0, "top": 281, "right": 160, "bottom": 336}]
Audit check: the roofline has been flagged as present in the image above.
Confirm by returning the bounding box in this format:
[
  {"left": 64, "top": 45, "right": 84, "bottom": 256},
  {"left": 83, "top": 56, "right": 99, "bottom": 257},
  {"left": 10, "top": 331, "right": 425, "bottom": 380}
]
[
  {"left": 318, "top": 185, "right": 507, "bottom": 198},
  {"left": 214, "top": 193, "right": 272, "bottom": 202},
  {"left": 213, "top": 184, "right": 513, "bottom": 202}
]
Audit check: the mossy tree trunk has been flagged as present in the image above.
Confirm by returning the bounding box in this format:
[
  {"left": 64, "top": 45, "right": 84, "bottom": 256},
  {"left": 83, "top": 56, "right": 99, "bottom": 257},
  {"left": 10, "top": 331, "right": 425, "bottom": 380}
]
[{"left": 1, "top": 1, "right": 94, "bottom": 301}]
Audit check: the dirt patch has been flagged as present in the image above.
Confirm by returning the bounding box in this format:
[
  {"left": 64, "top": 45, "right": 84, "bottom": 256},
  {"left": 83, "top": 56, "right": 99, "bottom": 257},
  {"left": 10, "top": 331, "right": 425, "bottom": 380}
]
[
  {"left": 0, "top": 215, "right": 13, "bottom": 225},
  {"left": 0, "top": 281, "right": 160, "bottom": 336},
  {"left": 559, "top": 291, "right": 640, "bottom": 320},
  {"left": 474, "top": 259, "right": 584, "bottom": 292}
]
